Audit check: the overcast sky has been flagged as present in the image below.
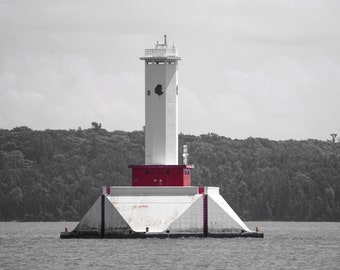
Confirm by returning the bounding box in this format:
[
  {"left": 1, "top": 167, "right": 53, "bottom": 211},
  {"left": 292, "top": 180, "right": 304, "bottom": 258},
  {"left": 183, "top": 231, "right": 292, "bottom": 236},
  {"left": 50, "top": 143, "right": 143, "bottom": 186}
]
[{"left": 1, "top": 0, "right": 339, "bottom": 140}]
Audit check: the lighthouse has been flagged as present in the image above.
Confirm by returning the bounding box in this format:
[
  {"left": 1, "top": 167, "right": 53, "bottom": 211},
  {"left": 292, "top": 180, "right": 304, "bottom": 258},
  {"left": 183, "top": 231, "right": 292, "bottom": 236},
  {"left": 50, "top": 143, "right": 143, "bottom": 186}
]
[
  {"left": 60, "top": 36, "right": 263, "bottom": 239},
  {"left": 129, "top": 35, "right": 193, "bottom": 187}
]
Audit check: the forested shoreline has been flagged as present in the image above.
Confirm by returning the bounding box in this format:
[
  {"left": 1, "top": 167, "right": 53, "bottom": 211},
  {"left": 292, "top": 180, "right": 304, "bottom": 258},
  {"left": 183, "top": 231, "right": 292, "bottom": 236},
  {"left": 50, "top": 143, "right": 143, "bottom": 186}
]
[{"left": 1, "top": 126, "right": 339, "bottom": 221}]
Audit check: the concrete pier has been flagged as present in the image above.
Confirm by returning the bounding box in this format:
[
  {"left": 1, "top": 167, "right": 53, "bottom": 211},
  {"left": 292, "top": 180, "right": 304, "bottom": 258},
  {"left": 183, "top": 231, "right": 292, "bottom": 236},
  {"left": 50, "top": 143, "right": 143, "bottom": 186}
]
[{"left": 60, "top": 186, "right": 264, "bottom": 239}]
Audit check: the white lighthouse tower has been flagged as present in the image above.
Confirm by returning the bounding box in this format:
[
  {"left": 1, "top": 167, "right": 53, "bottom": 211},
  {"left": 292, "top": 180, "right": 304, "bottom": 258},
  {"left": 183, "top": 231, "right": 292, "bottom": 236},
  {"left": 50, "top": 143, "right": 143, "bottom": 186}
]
[{"left": 141, "top": 35, "right": 180, "bottom": 165}]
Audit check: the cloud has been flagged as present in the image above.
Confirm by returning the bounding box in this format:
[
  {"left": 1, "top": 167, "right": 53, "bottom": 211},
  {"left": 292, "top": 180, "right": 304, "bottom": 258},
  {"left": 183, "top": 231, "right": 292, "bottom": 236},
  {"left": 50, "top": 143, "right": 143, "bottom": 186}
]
[
  {"left": 1, "top": 0, "right": 340, "bottom": 140},
  {"left": 177, "top": 54, "right": 340, "bottom": 140},
  {"left": 213, "top": 56, "right": 340, "bottom": 139},
  {"left": 0, "top": 52, "right": 144, "bottom": 131}
]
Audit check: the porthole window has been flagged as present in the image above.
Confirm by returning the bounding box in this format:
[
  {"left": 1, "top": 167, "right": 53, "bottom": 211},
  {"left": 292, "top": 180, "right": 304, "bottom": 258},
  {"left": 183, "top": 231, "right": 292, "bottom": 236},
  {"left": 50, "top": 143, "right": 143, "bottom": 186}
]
[{"left": 155, "top": 84, "right": 163, "bottom": 96}]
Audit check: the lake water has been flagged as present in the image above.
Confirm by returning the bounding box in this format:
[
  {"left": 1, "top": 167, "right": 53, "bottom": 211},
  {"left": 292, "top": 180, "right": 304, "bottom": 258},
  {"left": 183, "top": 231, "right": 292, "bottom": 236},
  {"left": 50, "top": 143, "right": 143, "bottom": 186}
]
[{"left": 0, "top": 221, "right": 339, "bottom": 269}]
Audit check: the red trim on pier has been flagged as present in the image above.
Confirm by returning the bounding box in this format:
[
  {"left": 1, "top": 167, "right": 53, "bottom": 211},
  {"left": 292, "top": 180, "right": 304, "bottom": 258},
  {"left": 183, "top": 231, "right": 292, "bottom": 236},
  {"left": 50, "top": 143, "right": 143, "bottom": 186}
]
[
  {"left": 203, "top": 194, "right": 208, "bottom": 237},
  {"left": 101, "top": 194, "right": 105, "bottom": 238}
]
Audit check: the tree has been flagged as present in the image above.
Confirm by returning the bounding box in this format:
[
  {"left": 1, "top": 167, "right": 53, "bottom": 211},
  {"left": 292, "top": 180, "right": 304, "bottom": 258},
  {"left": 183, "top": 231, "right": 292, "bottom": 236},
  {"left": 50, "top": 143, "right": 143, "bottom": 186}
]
[
  {"left": 91, "top": 122, "right": 102, "bottom": 131},
  {"left": 1, "top": 128, "right": 340, "bottom": 221},
  {"left": 330, "top": 133, "right": 337, "bottom": 143}
]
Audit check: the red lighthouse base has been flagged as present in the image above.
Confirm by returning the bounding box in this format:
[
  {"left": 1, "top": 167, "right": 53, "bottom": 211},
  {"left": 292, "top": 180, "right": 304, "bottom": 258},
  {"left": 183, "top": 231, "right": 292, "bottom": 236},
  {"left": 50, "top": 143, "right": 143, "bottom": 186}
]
[{"left": 128, "top": 165, "right": 194, "bottom": 186}]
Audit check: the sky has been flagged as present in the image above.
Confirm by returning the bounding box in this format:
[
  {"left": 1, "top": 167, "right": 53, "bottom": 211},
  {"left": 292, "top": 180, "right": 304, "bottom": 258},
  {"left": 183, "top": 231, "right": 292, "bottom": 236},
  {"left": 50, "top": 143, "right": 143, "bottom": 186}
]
[{"left": 1, "top": 0, "right": 340, "bottom": 141}]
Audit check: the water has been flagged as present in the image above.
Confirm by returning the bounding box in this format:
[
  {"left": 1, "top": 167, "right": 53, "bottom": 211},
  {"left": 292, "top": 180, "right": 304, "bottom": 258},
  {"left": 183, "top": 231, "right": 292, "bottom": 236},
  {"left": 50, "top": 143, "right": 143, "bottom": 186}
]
[{"left": 0, "top": 222, "right": 339, "bottom": 270}]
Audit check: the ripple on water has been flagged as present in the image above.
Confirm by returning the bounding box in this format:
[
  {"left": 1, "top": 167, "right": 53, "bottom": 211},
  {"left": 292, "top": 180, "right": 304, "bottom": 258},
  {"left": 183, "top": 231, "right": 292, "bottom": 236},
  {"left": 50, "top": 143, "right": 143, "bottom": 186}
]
[{"left": 0, "top": 222, "right": 339, "bottom": 270}]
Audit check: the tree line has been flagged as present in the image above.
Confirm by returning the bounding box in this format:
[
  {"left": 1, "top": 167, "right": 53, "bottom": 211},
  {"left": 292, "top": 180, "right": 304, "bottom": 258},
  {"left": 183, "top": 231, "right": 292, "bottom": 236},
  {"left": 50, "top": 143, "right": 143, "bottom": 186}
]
[{"left": 0, "top": 126, "right": 339, "bottom": 221}]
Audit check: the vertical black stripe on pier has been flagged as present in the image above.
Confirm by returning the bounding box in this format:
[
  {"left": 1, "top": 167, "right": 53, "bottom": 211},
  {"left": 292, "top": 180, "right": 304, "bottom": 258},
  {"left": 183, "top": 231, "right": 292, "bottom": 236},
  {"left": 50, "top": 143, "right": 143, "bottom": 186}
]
[
  {"left": 101, "top": 194, "right": 105, "bottom": 238},
  {"left": 203, "top": 194, "right": 208, "bottom": 237}
]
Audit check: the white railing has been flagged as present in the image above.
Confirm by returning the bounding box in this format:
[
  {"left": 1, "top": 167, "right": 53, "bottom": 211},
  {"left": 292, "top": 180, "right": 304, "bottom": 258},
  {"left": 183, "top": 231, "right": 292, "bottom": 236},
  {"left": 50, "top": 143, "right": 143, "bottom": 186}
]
[{"left": 145, "top": 48, "right": 178, "bottom": 57}]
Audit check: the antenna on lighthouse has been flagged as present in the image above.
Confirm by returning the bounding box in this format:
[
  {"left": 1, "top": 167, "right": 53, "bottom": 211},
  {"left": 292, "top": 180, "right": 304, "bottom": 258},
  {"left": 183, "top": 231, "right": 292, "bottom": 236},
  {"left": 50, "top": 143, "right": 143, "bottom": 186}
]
[
  {"left": 182, "top": 145, "right": 189, "bottom": 165},
  {"left": 164, "top": 35, "right": 167, "bottom": 45}
]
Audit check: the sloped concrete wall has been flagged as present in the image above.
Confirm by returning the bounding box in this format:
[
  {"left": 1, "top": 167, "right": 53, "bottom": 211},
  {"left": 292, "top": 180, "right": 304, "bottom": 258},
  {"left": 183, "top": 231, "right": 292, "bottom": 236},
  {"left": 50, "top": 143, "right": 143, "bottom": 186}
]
[
  {"left": 73, "top": 196, "right": 101, "bottom": 233},
  {"left": 104, "top": 197, "right": 132, "bottom": 234},
  {"left": 208, "top": 193, "right": 251, "bottom": 232},
  {"left": 167, "top": 195, "right": 203, "bottom": 233}
]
